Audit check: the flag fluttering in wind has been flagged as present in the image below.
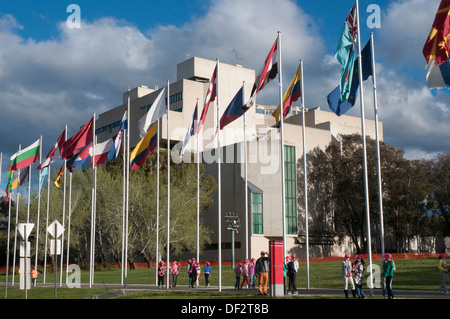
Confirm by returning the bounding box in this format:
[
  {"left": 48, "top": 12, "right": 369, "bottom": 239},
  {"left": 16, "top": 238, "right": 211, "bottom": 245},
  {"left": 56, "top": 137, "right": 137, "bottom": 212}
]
[
  {"left": 243, "top": 38, "right": 278, "bottom": 112},
  {"left": 180, "top": 101, "right": 198, "bottom": 157},
  {"left": 427, "top": 59, "right": 450, "bottom": 88},
  {"left": 423, "top": 0, "right": 450, "bottom": 67},
  {"left": 220, "top": 86, "right": 244, "bottom": 130},
  {"left": 109, "top": 110, "right": 127, "bottom": 161},
  {"left": 138, "top": 88, "right": 166, "bottom": 138},
  {"left": 328, "top": 38, "right": 373, "bottom": 116},
  {"left": 272, "top": 65, "right": 301, "bottom": 127},
  {"left": 335, "top": 4, "right": 358, "bottom": 103},
  {"left": 91, "top": 138, "right": 114, "bottom": 167},
  {"left": 130, "top": 122, "right": 158, "bottom": 170},
  {"left": 196, "top": 65, "right": 217, "bottom": 134},
  {"left": 38, "top": 129, "right": 65, "bottom": 170},
  {"left": 61, "top": 117, "right": 93, "bottom": 160},
  {"left": 11, "top": 166, "right": 29, "bottom": 190},
  {"left": 8, "top": 139, "right": 40, "bottom": 171}
]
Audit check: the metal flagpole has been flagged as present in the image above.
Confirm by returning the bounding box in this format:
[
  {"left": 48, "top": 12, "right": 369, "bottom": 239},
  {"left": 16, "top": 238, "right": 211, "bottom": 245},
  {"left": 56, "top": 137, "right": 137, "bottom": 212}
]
[
  {"left": 12, "top": 144, "right": 21, "bottom": 286},
  {"left": 370, "top": 32, "right": 385, "bottom": 259},
  {"left": 60, "top": 128, "right": 68, "bottom": 286},
  {"left": 216, "top": 59, "right": 222, "bottom": 292},
  {"left": 65, "top": 171, "right": 72, "bottom": 283},
  {"left": 277, "top": 32, "right": 286, "bottom": 259},
  {"left": 243, "top": 82, "right": 248, "bottom": 260},
  {"left": 125, "top": 97, "right": 130, "bottom": 287},
  {"left": 156, "top": 118, "right": 160, "bottom": 286},
  {"left": 90, "top": 113, "right": 96, "bottom": 288},
  {"left": 44, "top": 163, "right": 51, "bottom": 283},
  {"left": 355, "top": 0, "right": 373, "bottom": 295},
  {"left": 5, "top": 191, "right": 11, "bottom": 297},
  {"left": 300, "top": 60, "right": 310, "bottom": 290},
  {"left": 196, "top": 98, "right": 200, "bottom": 262},
  {"left": 35, "top": 136, "right": 43, "bottom": 270},
  {"left": 121, "top": 103, "right": 126, "bottom": 286},
  {"left": 166, "top": 80, "right": 171, "bottom": 289}
]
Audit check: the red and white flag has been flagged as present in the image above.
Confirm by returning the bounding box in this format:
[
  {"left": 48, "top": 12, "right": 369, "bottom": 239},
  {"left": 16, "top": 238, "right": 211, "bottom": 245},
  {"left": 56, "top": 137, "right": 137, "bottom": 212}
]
[
  {"left": 196, "top": 64, "right": 217, "bottom": 134},
  {"left": 90, "top": 138, "right": 114, "bottom": 167},
  {"left": 38, "top": 129, "right": 65, "bottom": 170},
  {"left": 243, "top": 38, "right": 279, "bottom": 111}
]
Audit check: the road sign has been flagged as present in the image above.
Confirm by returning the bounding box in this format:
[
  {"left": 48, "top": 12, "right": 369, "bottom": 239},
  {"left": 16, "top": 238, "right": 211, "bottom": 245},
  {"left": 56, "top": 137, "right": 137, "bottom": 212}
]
[
  {"left": 17, "top": 223, "right": 34, "bottom": 240},
  {"left": 47, "top": 220, "right": 64, "bottom": 238}
]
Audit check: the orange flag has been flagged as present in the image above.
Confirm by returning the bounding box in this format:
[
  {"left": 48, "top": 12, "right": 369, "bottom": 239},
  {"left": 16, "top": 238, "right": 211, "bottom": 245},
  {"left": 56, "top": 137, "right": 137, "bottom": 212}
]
[{"left": 423, "top": 0, "right": 450, "bottom": 67}]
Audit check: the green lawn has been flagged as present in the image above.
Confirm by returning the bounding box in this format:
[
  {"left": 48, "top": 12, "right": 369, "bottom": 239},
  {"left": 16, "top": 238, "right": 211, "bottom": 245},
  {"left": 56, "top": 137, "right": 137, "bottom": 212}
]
[{"left": 0, "top": 258, "right": 442, "bottom": 299}]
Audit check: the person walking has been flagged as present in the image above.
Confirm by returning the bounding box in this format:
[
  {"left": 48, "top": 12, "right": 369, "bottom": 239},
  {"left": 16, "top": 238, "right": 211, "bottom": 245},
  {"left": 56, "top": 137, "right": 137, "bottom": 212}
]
[
  {"left": 383, "top": 253, "right": 395, "bottom": 299},
  {"left": 190, "top": 262, "right": 198, "bottom": 288},
  {"left": 353, "top": 255, "right": 366, "bottom": 299},
  {"left": 31, "top": 266, "right": 38, "bottom": 287},
  {"left": 438, "top": 254, "right": 448, "bottom": 295},
  {"left": 241, "top": 259, "right": 250, "bottom": 289},
  {"left": 171, "top": 261, "right": 179, "bottom": 288},
  {"left": 234, "top": 263, "right": 243, "bottom": 289},
  {"left": 288, "top": 254, "right": 298, "bottom": 295},
  {"left": 248, "top": 258, "right": 256, "bottom": 289},
  {"left": 255, "top": 251, "right": 270, "bottom": 295},
  {"left": 195, "top": 262, "right": 201, "bottom": 288},
  {"left": 342, "top": 253, "right": 356, "bottom": 298},
  {"left": 204, "top": 261, "right": 211, "bottom": 287}
]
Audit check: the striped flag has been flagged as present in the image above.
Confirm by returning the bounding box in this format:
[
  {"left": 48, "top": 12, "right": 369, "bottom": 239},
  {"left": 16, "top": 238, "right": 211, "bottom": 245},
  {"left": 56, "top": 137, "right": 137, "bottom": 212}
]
[
  {"left": 138, "top": 88, "right": 166, "bottom": 138},
  {"left": 130, "top": 122, "right": 158, "bottom": 170},
  {"left": 8, "top": 139, "right": 40, "bottom": 171},
  {"left": 220, "top": 86, "right": 244, "bottom": 130},
  {"left": 109, "top": 110, "right": 127, "bottom": 161},
  {"left": 427, "top": 59, "right": 450, "bottom": 88},
  {"left": 272, "top": 65, "right": 301, "bottom": 127},
  {"left": 90, "top": 138, "right": 114, "bottom": 167},
  {"left": 423, "top": 0, "right": 450, "bottom": 67},
  {"left": 243, "top": 38, "right": 278, "bottom": 111},
  {"left": 180, "top": 100, "right": 198, "bottom": 157},
  {"left": 196, "top": 64, "right": 217, "bottom": 134},
  {"left": 61, "top": 117, "right": 93, "bottom": 160},
  {"left": 38, "top": 129, "right": 65, "bottom": 170}
]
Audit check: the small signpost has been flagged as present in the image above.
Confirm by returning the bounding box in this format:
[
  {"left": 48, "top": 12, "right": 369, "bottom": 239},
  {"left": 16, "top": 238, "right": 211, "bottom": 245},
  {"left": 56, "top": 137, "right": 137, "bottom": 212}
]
[
  {"left": 47, "top": 220, "right": 64, "bottom": 299},
  {"left": 17, "top": 223, "right": 34, "bottom": 299}
]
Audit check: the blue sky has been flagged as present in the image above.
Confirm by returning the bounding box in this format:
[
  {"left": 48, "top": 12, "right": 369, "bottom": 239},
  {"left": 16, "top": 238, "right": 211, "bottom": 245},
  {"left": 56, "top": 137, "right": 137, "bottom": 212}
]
[{"left": 0, "top": 0, "right": 449, "bottom": 190}]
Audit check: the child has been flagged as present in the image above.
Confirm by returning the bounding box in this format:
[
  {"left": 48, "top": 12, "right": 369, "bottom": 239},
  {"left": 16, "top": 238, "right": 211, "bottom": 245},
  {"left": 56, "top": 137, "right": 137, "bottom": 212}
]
[
  {"left": 353, "top": 255, "right": 366, "bottom": 299},
  {"left": 383, "top": 253, "right": 395, "bottom": 299},
  {"left": 438, "top": 254, "right": 448, "bottom": 295},
  {"left": 171, "top": 261, "right": 179, "bottom": 288},
  {"left": 248, "top": 258, "right": 256, "bottom": 288},
  {"left": 241, "top": 259, "right": 250, "bottom": 289},
  {"left": 157, "top": 261, "right": 166, "bottom": 288},
  {"left": 234, "top": 263, "right": 243, "bottom": 289},
  {"left": 204, "top": 261, "right": 211, "bottom": 287},
  {"left": 195, "top": 262, "right": 201, "bottom": 287},
  {"left": 341, "top": 253, "right": 356, "bottom": 298}
]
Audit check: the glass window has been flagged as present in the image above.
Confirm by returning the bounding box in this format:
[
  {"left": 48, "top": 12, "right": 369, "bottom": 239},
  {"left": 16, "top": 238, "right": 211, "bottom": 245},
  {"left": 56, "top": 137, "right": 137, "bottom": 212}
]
[
  {"left": 284, "top": 145, "right": 297, "bottom": 235},
  {"left": 251, "top": 192, "right": 263, "bottom": 235}
]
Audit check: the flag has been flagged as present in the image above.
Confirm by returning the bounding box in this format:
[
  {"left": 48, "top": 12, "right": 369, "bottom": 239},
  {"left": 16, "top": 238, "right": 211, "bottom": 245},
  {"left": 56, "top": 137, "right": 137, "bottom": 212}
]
[
  {"left": 54, "top": 164, "right": 64, "bottom": 188},
  {"left": 38, "top": 129, "right": 65, "bottom": 170},
  {"left": 67, "top": 143, "right": 91, "bottom": 172},
  {"left": 180, "top": 101, "right": 198, "bottom": 157},
  {"left": 271, "top": 65, "right": 301, "bottom": 127},
  {"left": 138, "top": 88, "right": 166, "bottom": 138},
  {"left": 426, "top": 58, "right": 450, "bottom": 88},
  {"left": 11, "top": 166, "right": 29, "bottom": 190},
  {"left": 109, "top": 110, "right": 127, "bottom": 161},
  {"left": 61, "top": 117, "right": 93, "bottom": 160},
  {"left": 8, "top": 139, "right": 40, "bottom": 171},
  {"left": 39, "top": 167, "right": 49, "bottom": 189},
  {"left": 4, "top": 170, "right": 14, "bottom": 204},
  {"left": 90, "top": 138, "right": 114, "bottom": 167},
  {"left": 335, "top": 4, "right": 358, "bottom": 103},
  {"left": 220, "top": 86, "right": 244, "bottom": 130},
  {"left": 243, "top": 38, "right": 278, "bottom": 111},
  {"left": 196, "top": 64, "right": 217, "bottom": 134},
  {"left": 130, "top": 122, "right": 158, "bottom": 170},
  {"left": 423, "top": 0, "right": 450, "bottom": 66},
  {"left": 327, "top": 39, "right": 373, "bottom": 116}
]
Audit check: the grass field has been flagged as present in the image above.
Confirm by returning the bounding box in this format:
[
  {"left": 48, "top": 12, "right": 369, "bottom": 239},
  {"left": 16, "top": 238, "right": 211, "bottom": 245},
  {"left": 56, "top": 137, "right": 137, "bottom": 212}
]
[{"left": 0, "top": 258, "right": 442, "bottom": 299}]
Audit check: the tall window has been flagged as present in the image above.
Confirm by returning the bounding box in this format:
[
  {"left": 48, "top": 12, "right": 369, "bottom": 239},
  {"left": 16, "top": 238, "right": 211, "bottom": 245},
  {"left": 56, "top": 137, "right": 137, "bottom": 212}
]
[
  {"left": 252, "top": 192, "right": 263, "bottom": 235},
  {"left": 284, "top": 145, "right": 297, "bottom": 235}
]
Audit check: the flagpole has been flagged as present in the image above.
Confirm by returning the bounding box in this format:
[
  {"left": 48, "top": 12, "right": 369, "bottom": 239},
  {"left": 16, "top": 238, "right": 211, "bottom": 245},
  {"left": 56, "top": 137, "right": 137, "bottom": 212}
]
[
  {"left": 44, "top": 163, "right": 51, "bottom": 283},
  {"left": 166, "top": 80, "right": 171, "bottom": 290},
  {"left": 12, "top": 144, "right": 21, "bottom": 286},
  {"left": 65, "top": 170, "right": 73, "bottom": 283},
  {"left": 356, "top": 0, "right": 373, "bottom": 295},
  {"left": 277, "top": 32, "right": 287, "bottom": 260},
  {"left": 196, "top": 98, "right": 200, "bottom": 262},
  {"left": 156, "top": 118, "right": 160, "bottom": 286},
  {"left": 121, "top": 103, "right": 126, "bottom": 286},
  {"left": 243, "top": 82, "right": 249, "bottom": 260},
  {"left": 5, "top": 190, "right": 11, "bottom": 297},
  {"left": 300, "top": 60, "right": 310, "bottom": 290},
  {"left": 125, "top": 97, "right": 130, "bottom": 287},
  {"left": 60, "top": 127, "right": 68, "bottom": 287},
  {"left": 26, "top": 163, "right": 31, "bottom": 223},
  {"left": 369, "top": 32, "right": 385, "bottom": 258},
  {"left": 35, "top": 135, "right": 43, "bottom": 270},
  {"left": 90, "top": 113, "right": 96, "bottom": 288},
  {"left": 216, "top": 59, "right": 222, "bottom": 292}
]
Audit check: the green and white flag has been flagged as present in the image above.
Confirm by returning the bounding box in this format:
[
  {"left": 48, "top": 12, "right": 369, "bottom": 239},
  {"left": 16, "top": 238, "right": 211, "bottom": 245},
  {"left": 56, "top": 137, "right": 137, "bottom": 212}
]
[{"left": 8, "top": 139, "right": 40, "bottom": 171}]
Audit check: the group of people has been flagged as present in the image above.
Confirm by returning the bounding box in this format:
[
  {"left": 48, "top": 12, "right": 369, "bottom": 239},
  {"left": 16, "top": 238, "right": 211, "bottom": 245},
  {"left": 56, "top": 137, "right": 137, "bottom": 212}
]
[
  {"left": 156, "top": 258, "right": 212, "bottom": 288},
  {"left": 233, "top": 251, "right": 272, "bottom": 295},
  {"left": 342, "top": 253, "right": 397, "bottom": 299},
  {"left": 284, "top": 254, "right": 299, "bottom": 295}
]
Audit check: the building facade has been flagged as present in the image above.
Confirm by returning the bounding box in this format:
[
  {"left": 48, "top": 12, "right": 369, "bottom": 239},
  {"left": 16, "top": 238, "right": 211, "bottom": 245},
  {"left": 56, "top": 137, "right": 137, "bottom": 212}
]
[{"left": 96, "top": 57, "right": 383, "bottom": 262}]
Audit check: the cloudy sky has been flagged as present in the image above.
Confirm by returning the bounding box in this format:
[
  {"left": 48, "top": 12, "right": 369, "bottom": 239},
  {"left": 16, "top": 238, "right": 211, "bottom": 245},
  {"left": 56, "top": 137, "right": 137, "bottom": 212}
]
[{"left": 0, "top": 0, "right": 449, "bottom": 188}]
